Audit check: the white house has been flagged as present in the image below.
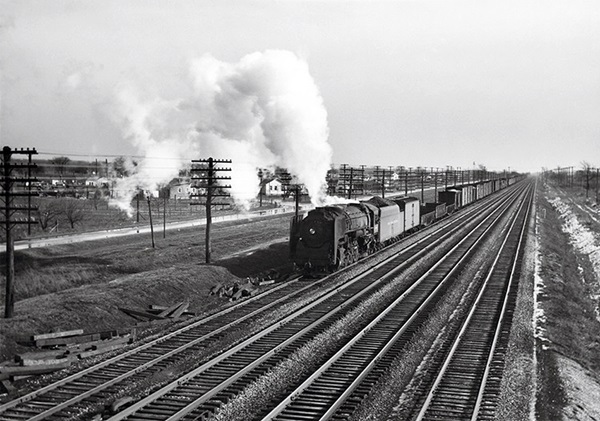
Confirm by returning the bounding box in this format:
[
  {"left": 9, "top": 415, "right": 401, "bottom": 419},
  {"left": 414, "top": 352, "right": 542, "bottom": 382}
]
[{"left": 261, "top": 178, "right": 284, "bottom": 196}]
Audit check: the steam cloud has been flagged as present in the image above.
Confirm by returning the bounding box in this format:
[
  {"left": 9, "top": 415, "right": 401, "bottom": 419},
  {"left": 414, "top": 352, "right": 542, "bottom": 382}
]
[{"left": 111, "top": 50, "right": 332, "bottom": 215}]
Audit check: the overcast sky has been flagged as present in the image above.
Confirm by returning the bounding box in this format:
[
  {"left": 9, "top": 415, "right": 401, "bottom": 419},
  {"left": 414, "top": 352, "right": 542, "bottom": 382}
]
[{"left": 1, "top": 0, "right": 599, "bottom": 173}]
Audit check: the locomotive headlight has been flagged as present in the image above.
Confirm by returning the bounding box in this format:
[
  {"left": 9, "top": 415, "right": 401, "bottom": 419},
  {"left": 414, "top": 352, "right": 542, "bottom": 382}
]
[{"left": 309, "top": 228, "right": 316, "bottom": 235}]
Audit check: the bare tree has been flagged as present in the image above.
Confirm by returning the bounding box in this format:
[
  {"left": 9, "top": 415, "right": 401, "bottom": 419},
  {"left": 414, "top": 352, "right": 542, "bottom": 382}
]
[
  {"left": 49, "top": 156, "right": 71, "bottom": 179},
  {"left": 62, "top": 198, "right": 86, "bottom": 228},
  {"left": 36, "top": 199, "right": 62, "bottom": 230}
]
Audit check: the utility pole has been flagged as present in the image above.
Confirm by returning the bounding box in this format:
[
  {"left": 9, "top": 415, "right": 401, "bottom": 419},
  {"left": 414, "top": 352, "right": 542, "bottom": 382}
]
[
  {"left": 1, "top": 146, "right": 38, "bottom": 318},
  {"left": 163, "top": 192, "right": 167, "bottom": 238},
  {"left": 339, "top": 164, "right": 349, "bottom": 198},
  {"left": 146, "top": 194, "right": 155, "bottom": 248},
  {"left": 445, "top": 166, "right": 449, "bottom": 189},
  {"left": 190, "top": 157, "right": 231, "bottom": 264},
  {"left": 280, "top": 172, "right": 306, "bottom": 219},
  {"left": 596, "top": 168, "right": 600, "bottom": 204},
  {"left": 27, "top": 153, "right": 33, "bottom": 236},
  {"left": 374, "top": 166, "right": 388, "bottom": 198},
  {"left": 136, "top": 190, "right": 140, "bottom": 223},
  {"left": 420, "top": 167, "right": 425, "bottom": 203},
  {"left": 348, "top": 167, "right": 354, "bottom": 200},
  {"left": 434, "top": 167, "right": 438, "bottom": 202},
  {"left": 357, "top": 165, "right": 366, "bottom": 197},
  {"left": 258, "top": 169, "right": 264, "bottom": 207}
]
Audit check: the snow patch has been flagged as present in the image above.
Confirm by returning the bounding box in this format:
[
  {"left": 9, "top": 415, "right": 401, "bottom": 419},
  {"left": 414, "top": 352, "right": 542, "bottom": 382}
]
[
  {"left": 533, "top": 212, "right": 550, "bottom": 348},
  {"left": 548, "top": 196, "right": 600, "bottom": 320}
]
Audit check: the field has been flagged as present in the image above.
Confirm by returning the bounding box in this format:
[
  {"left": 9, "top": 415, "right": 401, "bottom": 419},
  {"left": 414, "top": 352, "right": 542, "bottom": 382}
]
[
  {"left": 0, "top": 212, "right": 293, "bottom": 362},
  {"left": 9, "top": 195, "right": 284, "bottom": 241}
]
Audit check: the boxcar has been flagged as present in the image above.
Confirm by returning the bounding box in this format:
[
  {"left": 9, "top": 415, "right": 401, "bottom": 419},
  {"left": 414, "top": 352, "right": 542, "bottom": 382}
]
[{"left": 449, "top": 186, "right": 473, "bottom": 207}]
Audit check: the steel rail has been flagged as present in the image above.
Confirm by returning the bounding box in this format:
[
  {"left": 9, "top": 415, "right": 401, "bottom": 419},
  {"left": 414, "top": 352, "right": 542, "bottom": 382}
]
[
  {"left": 0, "top": 279, "right": 309, "bottom": 419},
  {"left": 413, "top": 184, "right": 532, "bottom": 421},
  {"left": 469, "top": 186, "right": 533, "bottom": 420},
  {"left": 108, "top": 187, "right": 523, "bottom": 420},
  {"left": 0, "top": 184, "right": 519, "bottom": 421},
  {"left": 261, "top": 183, "right": 528, "bottom": 421}
]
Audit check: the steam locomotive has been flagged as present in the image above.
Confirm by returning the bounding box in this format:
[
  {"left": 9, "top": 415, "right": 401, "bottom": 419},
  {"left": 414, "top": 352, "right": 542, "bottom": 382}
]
[{"left": 289, "top": 177, "right": 520, "bottom": 271}]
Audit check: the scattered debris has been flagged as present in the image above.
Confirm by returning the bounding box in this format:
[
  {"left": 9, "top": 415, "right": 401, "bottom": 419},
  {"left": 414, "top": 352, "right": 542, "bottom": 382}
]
[
  {"left": 32, "top": 329, "right": 84, "bottom": 341},
  {"left": 209, "top": 270, "right": 283, "bottom": 300},
  {"left": 0, "top": 328, "right": 134, "bottom": 386},
  {"left": 209, "top": 281, "right": 259, "bottom": 301},
  {"left": 0, "top": 359, "right": 72, "bottom": 382},
  {"left": 1, "top": 379, "right": 16, "bottom": 394},
  {"left": 119, "top": 301, "right": 195, "bottom": 323}
]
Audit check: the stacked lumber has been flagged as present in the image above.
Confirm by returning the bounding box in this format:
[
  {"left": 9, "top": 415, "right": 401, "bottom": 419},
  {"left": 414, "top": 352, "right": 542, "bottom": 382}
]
[
  {"left": 0, "top": 329, "right": 133, "bottom": 386},
  {"left": 119, "top": 301, "right": 194, "bottom": 323}
]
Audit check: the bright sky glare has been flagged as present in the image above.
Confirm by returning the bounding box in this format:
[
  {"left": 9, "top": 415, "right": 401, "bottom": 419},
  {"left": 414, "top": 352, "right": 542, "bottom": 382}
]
[{"left": 1, "top": 0, "right": 599, "bottom": 173}]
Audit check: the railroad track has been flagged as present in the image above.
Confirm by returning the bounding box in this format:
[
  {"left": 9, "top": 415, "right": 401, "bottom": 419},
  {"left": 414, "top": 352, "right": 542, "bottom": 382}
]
[
  {"left": 405, "top": 183, "right": 532, "bottom": 421},
  {"left": 99, "top": 184, "right": 528, "bottom": 420},
  {"left": 0, "top": 183, "right": 524, "bottom": 421},
  {"left": 262, "top": 183, "right": 533, "bottom": 421}
]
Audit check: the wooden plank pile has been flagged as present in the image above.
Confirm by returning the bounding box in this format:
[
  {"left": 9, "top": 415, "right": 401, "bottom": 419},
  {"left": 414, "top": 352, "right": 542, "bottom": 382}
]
[
  {"left": 0, "top": 329, "right": 133, "bottom": 388},
  {"left": 119, "top": 301, "right": 195, "bottom": 323}
]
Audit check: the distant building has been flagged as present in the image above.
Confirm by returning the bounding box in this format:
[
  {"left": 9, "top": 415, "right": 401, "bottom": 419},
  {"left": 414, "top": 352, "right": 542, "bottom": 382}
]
[
  {"left": 170, "top": 182, "right": 200, "bottom": 199},
  {"left": 261, "top": 178, "right": 284, "bottom": 196},
  {"left": 85, "top": 177, "right": 110, "bottom": 188}
]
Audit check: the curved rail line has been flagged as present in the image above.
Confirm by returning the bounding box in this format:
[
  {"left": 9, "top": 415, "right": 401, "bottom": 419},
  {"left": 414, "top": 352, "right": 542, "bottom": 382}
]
[{"left": 104, "top": 184, "right": 528, "bottom": 420}]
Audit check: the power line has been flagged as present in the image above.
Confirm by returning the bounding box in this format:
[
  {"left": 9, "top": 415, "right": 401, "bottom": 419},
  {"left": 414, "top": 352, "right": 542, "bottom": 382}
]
[{"left": 37, "top": 150, "right": 193, "bottom": 162}]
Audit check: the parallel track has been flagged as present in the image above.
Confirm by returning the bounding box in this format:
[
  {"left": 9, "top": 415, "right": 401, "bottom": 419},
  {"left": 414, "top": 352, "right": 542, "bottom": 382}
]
[
  {"left": 263, "top": 183, "right": 532, "bottom": 421},
  {"left": 410, "top": 184, "right": 532, "bottom": 421},
  {"left": 104, "top": 184, "right": 527, "bottom": 420},
  {"left": 0, "top": 184, "right": 524, "bottom": 421}
]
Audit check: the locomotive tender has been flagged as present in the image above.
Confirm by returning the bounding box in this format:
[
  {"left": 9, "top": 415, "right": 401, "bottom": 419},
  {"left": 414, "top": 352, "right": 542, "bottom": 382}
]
[{"left": 290, "top": 176, "right": 521, "bottom": 271}]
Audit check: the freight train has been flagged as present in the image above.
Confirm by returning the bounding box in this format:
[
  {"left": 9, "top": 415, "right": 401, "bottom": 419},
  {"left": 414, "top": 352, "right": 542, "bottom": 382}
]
[{"left": 289, "top": 176, "right": 522, "bottom": 272}]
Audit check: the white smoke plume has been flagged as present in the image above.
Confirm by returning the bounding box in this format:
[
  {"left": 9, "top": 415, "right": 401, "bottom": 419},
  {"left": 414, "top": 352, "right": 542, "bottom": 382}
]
[
  {"left": 110, "top": 89, "right": 199, "bottom": 216},
  {"left": 111, "top": 50, "right": 332, "bottom": 215},
  {"left": 190, "top": 50, "right": 332, "bottom": 205}
]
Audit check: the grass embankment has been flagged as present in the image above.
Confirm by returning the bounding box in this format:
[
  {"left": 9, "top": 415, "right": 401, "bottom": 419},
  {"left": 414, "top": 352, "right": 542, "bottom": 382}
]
[
  {"left": 533, "top": 182, "right": 600, "bottom": 420},
  {"left": 0, "top": 214, "right": 293, "bottom": 363}
]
